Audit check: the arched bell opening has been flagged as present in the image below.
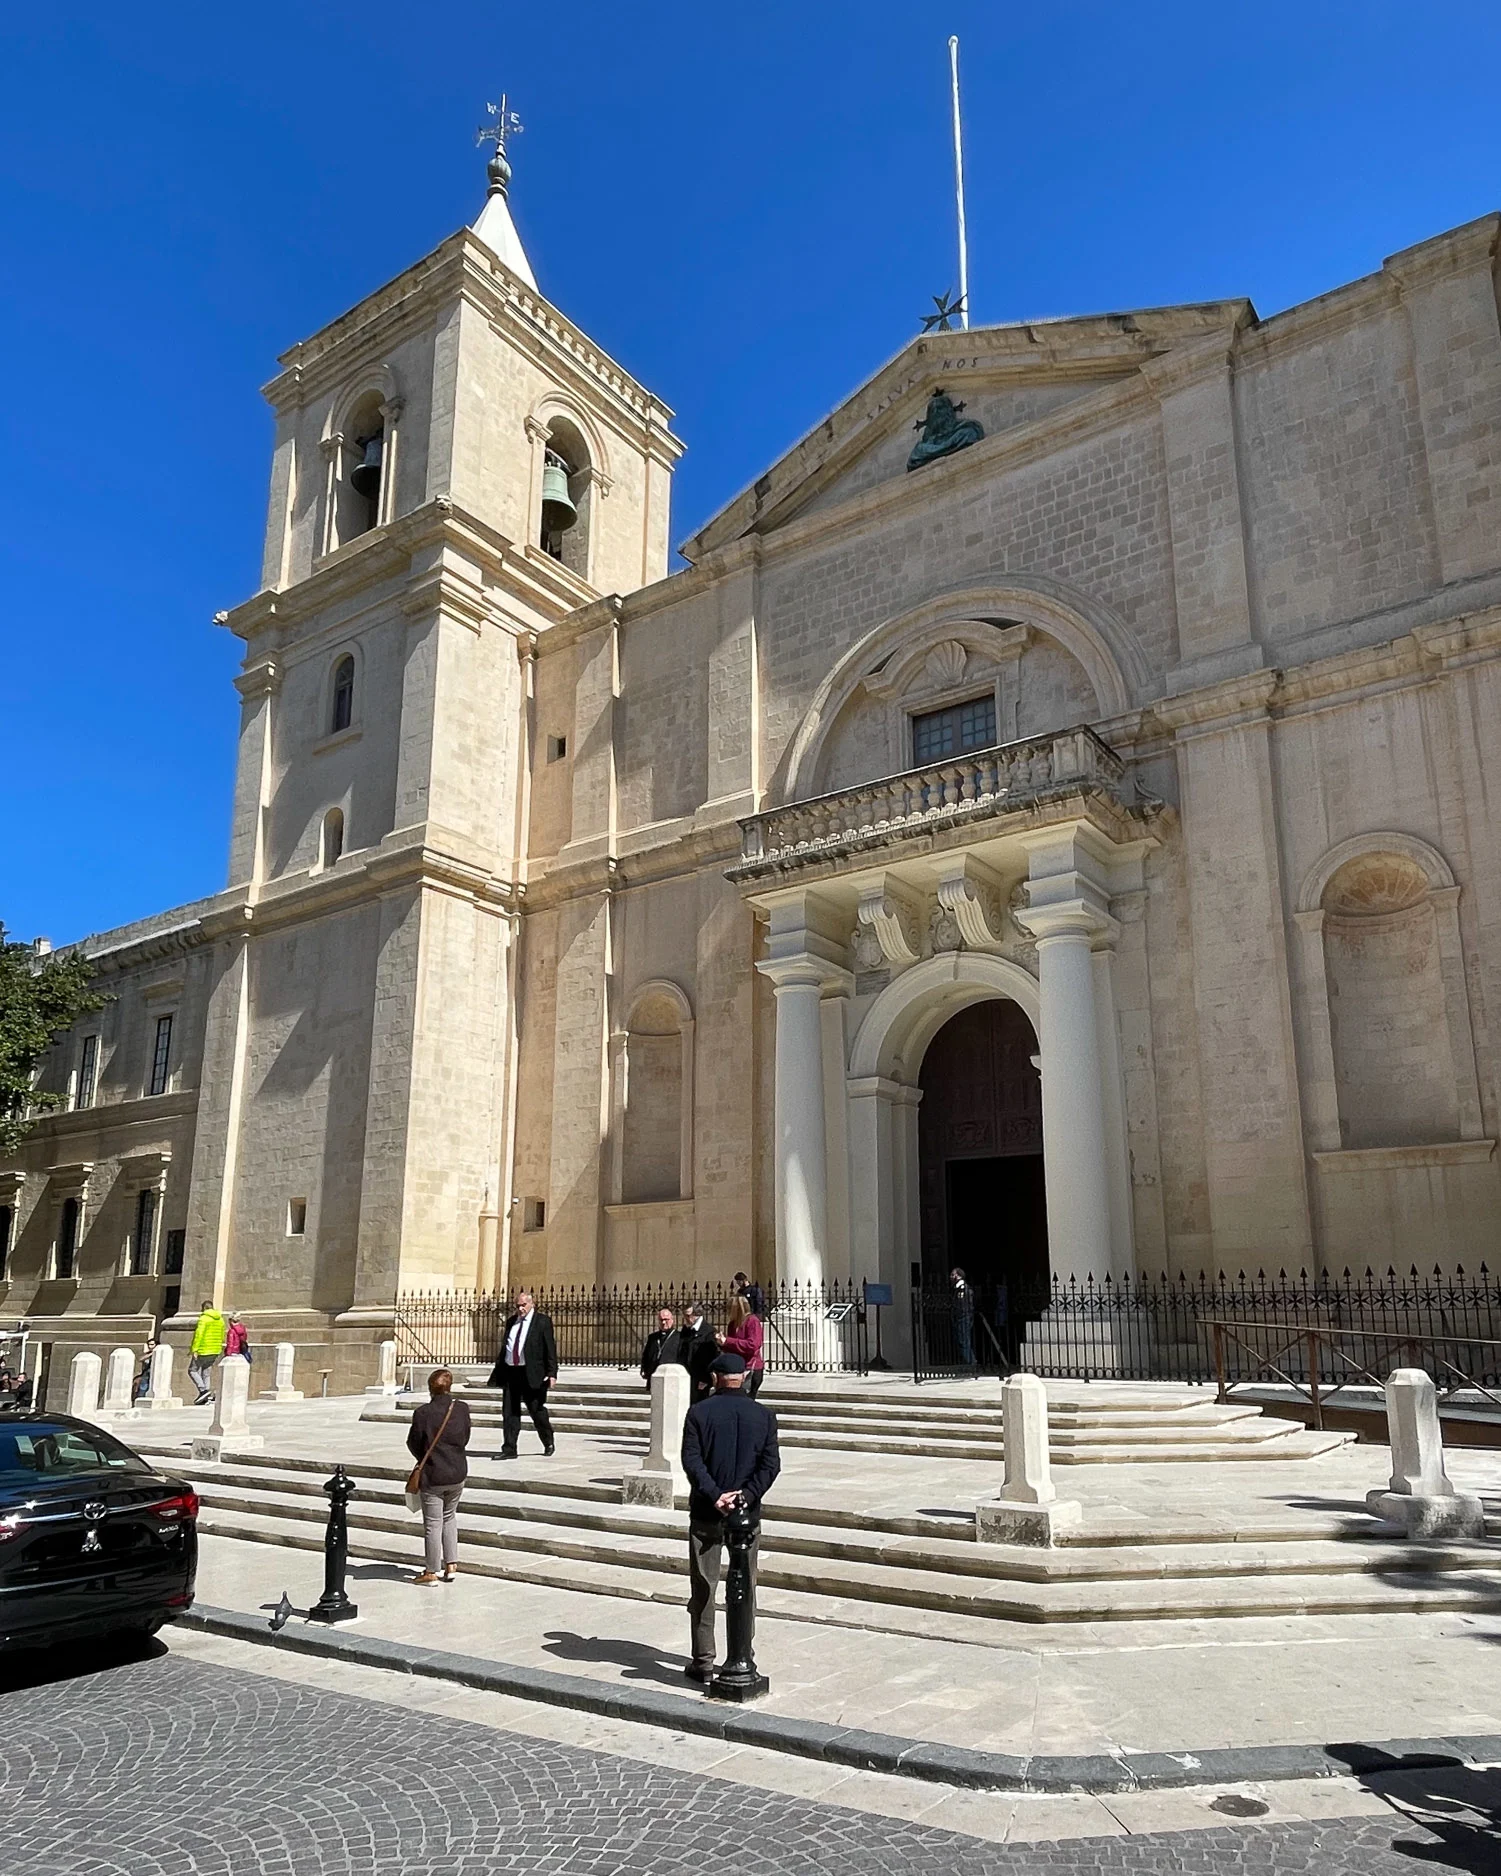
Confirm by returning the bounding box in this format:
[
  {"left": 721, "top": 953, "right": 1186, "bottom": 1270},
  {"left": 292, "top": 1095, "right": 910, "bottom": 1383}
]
[
  {"left": 915, "top": 998, "right": 1047, "bottom": 1361},
  {"left": 538, "top": 416, "right": 592, "bottom": 579},
  {"left": 337, "top": 392, "right": 385, "bottom": 543}
]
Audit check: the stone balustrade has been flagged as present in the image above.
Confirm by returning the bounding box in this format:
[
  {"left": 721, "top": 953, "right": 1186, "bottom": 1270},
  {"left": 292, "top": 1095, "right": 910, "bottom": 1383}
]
[{"left": 734, "top": 725, "right": 1126, "bottom": 876}]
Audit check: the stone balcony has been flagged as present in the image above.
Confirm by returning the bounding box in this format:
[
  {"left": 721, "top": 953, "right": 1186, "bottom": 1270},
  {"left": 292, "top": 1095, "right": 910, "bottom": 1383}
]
[{"left": 731, "top": 725, "right": 1130, "bottom": 882}]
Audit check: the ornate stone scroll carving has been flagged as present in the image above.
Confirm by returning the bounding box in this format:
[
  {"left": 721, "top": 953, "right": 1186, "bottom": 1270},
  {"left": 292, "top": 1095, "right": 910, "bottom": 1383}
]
[
  {"left": 932, "top": 856, "right": 1006, "bottom": 951},
  {"left": 856, "top": 879, "right": 923, "bottom": 967}
]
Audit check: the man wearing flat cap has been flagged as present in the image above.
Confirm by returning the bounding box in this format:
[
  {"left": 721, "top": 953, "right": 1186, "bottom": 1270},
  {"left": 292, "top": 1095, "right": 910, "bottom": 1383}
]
[{"left": 679, "top": 1350, "right": 781, "bottom": 1681}]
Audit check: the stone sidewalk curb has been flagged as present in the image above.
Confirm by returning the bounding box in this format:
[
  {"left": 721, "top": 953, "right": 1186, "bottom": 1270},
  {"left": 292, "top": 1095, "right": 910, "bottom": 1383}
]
[{"left": 180, "top": 1603, "right": 1501, "bottom": 1795}]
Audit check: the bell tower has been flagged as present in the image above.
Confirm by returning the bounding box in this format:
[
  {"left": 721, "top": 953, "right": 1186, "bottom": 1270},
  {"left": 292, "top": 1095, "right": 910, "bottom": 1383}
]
[{"left": 181, "top": 108, "right": 683, "bottom": 1384}]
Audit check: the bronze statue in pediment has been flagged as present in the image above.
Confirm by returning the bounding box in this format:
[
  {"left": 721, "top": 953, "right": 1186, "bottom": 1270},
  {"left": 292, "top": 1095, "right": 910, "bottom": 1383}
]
[{"left": 907, "top": 388, "right": 985, "bottom": 472}]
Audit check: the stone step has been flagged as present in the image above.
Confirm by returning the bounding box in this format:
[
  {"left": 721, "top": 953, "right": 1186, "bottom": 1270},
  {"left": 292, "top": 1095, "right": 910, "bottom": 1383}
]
[
  {"left": 191, "top": 1465, "right": 1501, "bottom": 1596},
  {"left": 198, "top": 1497, "right": 1501, "bottom": 1627},
  {"left": 514, "top": 1398, "right": 1266, "bottom": 1436}
]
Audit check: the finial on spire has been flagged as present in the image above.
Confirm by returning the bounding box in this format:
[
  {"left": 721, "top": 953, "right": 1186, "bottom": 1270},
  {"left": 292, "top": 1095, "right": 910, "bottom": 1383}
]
[{"left": 476, "top": 94, "right": 524, "bottom": 197}]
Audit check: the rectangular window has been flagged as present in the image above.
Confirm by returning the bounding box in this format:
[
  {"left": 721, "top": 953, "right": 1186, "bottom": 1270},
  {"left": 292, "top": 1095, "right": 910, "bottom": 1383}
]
[
  {"left": 76, "top": 1035, "right": 99, "bottom": 1110},
  {"left": 148, "top": 1014, "right": 173, "bottom": 1097},
  {"left": 0, "top": 1206, "right": 11, "bottom": 1280},
  {"left": 56, "top": 1197, "right": 80, "bottom": 1280},
  {"left": 287, "top": 1198, "right": 307, "bottom": 1237},
  {"left": 911, "top": 694, "right": 998, "bottom": 766},
  {"left": 522, "top": 1197, "right": 546, "bottom": 1232},
  {"left": 546, "top": 734, "right": 567, "bottom": 762},
  {"left": 164, "top": 1228, "right": 186, "bottom": 1275},
  {"left": 131, "top": 1189, "right": 157, "bottom": 1277}
]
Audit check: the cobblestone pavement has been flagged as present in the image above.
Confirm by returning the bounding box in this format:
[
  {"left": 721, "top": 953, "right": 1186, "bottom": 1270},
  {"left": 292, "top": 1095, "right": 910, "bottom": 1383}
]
[{"left": 0, "top": 1645, "right": 1493, "bottom": 1875}]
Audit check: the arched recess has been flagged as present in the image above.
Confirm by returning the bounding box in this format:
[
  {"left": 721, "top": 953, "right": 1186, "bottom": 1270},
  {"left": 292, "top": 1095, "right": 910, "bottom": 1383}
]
[
  {"left": 850, "top": 951, "right": 1041, "bottom": 1084},
  {"left": 845, "top": 953, "right": 1043, "bottom": 1360},
  {"left": 779, "top": 577, "right": 1146, "bottom": 805},
  {"left": 321, "top": 365, "right": 404, "bottom": 550},
  {"left": 529, "top": 395, "right": 611, "bottom": 585},
  {"left": 610, "top": 979, "right": 695, "bottom": 1204},
  {"left": 1291, "top": 831, "right": 1482, "bottom": 1152}
]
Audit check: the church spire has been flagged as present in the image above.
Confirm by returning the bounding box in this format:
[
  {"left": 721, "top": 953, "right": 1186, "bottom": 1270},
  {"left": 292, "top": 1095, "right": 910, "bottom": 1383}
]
[{"left": 472, "top": 94, "right": 537, "bottom": 289}]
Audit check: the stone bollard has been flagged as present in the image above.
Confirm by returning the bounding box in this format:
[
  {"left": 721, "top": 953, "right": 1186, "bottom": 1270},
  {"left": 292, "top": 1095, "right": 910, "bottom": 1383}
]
[
  {"left": 259, "top": 1342, "right": 304, "bottom": 1402},
  {"left": 138, "top": 1342, "right": 182, "bottom": 1411},
  {"left": 192, "top": 1354, "right": 264, "bottom": 1460},
  {"left": 622, "top": 1363, "right": 690, "bottom": 1508},
  {"left": 975, "top": 1371, "right": 1081, "bottom": 1547},
  {"left": 66, "top": 1351, "right": 102, "bottom": 1421},
  {"left": 99, "top": 1347, "right": 137, "bottom": 1418},
  {"left": 364, "top": 1339, "right": 400, "bottom": 1397},
  {"left": 1366, "top": 1368, "right": 1484, "bottom": 1539}
]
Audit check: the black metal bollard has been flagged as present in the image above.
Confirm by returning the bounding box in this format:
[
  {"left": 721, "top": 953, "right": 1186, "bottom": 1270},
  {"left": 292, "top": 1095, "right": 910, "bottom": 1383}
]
[
  {"left": 307, "top": 1465, "right": 359, "bottom": 1624},
  {"left": 707, "top": 1499, "right": 768, "bottom": 1701}
]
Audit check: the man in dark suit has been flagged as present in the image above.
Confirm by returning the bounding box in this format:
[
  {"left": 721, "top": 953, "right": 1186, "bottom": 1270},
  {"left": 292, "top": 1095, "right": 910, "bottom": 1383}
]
[
  {"left": 487, "top": 1289, "right": 558, "bottom": 1457},
  {"left": 640, "top": 1307, "right": 681, "bottom": 1388},
  {"left": 679, "top": 1351, "right": 780, "bottom": 1680},
  {"left": 678, "top": 1302, "right": 719, "bottom": 1402}
]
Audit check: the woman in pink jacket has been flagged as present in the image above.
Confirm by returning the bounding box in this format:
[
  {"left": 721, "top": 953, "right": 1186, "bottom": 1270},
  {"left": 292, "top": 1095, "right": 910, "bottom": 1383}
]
[{"left": 720, "top": 1294, "right": 765, "bottom": 1397}]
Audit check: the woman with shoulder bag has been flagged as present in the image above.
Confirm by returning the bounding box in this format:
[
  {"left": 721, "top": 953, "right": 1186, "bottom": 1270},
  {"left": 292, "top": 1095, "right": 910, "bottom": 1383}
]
[{"left": 405, "top": 1368, "right": 472, "bottom": 1585}]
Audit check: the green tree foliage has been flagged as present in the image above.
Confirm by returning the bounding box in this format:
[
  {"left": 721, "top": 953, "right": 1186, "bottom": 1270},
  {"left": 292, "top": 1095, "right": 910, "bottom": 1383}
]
[{"left": 0, "top": 924, "right": 107, "bottom": 1155}]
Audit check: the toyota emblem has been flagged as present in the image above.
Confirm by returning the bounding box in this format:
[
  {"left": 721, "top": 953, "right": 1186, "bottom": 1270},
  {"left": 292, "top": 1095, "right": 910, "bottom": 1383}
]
[{"left": 83, "top": 1500, "right": 107, "bottom": 1522}]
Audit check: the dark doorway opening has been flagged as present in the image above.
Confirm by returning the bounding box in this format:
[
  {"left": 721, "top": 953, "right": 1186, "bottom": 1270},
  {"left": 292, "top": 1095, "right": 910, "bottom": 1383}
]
[{"left": 919, "top": 999, "right": 1049, "bottom": 1362}]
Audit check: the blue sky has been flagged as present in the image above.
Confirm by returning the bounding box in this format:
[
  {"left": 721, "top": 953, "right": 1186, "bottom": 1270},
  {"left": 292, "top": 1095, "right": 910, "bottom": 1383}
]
[{"left": 5, "top": 2, "right": 1501, "bottom": 945}]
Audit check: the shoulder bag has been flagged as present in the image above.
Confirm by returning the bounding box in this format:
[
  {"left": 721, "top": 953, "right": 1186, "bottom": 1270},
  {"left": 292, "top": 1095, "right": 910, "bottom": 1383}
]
[{"left": 404, "top": 1399, "right": 456, "bottom": 1513}]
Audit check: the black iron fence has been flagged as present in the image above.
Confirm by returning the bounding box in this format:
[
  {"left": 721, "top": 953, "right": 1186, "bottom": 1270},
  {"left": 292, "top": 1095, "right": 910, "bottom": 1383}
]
[
  {"left": 394, "top": 1280, "right": 870, "bottom": 1375},
  {"left": 913, "top": 1266, "right": 1501, "bottom": 1385}
]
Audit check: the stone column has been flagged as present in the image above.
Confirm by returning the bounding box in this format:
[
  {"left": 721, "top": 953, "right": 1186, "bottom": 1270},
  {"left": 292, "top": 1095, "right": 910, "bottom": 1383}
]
[
  {"left": 621, "top": 1364, "right": 691, "bottom": 1508},
  {"left": 976, "top": 1372, "right": 1080, "bottom": 1546},
  {"left": 754, "top": 895, "right": 851, "bottom": 1291},
  {"left": 66, "top": 1351, "right": 102, "bottom": 1421},
  {"left": 139, "top": 1342, "right": 182, "bottom": 1410},
  {"left": 1023, "top": 912, "right": 1113, "bottom": 1286},
  {"left": 260, "top": 1342, "right": 304, "bottom": 1402},
  {"left": 101, "top": 1348, "right": 136, "bottom": 1417},
  {"left": 193, "top": 1354, "right": 263, "bottom": 1460},
  {"left": 768, "top": 965, "right": 829, "bottom": 1287}
]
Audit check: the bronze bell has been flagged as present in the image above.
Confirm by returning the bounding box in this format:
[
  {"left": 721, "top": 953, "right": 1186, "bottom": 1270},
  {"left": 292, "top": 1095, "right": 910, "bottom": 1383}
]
[
  {"left": 350, "top": 432, "right": 383, "bottom": 500},
  {"left": 541, "top": 451, "right": 578, "bottom": 533}
]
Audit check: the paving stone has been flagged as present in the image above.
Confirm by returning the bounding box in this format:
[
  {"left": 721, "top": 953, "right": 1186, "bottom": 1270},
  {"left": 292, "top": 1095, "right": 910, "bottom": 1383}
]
[{"left": 2, "top": 1644, "right": 1492, "bottom": 1873}]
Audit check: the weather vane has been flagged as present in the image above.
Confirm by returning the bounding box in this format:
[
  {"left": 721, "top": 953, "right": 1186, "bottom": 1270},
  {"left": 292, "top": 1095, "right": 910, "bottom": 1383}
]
[
  {"left": 476, "top": 94, "right": 524, "bottom": 158},
  {"left": 921, "top": 290, "right": 967, "bottom": 333}
]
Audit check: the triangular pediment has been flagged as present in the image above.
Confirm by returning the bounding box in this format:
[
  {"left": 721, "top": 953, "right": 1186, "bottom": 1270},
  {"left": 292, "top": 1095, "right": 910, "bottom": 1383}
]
[{"left": 678, "top": 301, "right": 1252, "bottom": 563}]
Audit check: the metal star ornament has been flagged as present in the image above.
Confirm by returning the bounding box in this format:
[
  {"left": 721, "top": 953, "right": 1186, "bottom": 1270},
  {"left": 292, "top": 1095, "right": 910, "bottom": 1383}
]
[{"left": 921, "top": 290, "right": 967, "bottom": 333}]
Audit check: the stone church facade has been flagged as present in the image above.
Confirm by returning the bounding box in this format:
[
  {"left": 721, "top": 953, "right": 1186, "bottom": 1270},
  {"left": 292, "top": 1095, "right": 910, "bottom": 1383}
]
[{"left": 5, "top": 159, "right": 1501, "bottom": 1388}]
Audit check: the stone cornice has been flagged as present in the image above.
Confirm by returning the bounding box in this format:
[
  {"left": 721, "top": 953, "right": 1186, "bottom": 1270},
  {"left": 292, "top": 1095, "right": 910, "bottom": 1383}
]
[
  {"left": 220, "top": 499, "right": 590, "bottom": 649},
  {"left": 12, "top": 1090, "right": 199, "bottom": 1153},
  {"left": 1384, "top": 213, "right": 1501, "bottom": 294},
  {"left": 237, "top": 833, "right": 522, "bottom": 935},
  {"left": 265, "top": 231, "right": 678, "bottom": 451}
]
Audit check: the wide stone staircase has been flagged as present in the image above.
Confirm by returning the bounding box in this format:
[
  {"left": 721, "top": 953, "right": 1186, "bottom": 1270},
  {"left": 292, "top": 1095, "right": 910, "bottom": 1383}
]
[
  {"left": 360, "top": 1374, "right": 1353, "bottom": 1466},
  {"left": 133, "top": 1375, "right": 1501, "bottom": 1633},
  {"left": 170, "top": 1447, "right": 1501, "bottom": 1634}
]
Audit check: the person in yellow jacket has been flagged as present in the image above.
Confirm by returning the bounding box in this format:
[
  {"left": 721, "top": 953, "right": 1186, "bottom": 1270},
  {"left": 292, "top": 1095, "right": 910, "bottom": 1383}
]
[{"left": 188, "top": 1299, "right": 227, "bottom": 1404}]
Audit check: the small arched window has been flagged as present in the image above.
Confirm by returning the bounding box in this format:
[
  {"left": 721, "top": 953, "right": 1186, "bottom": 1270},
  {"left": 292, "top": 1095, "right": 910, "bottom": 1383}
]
[
  {"left": 56, "top": 1196, "right": 80, "bottom": 1280},
  {"left": 321, "top": 807, "right": 345, "bottom": 870},
  {"left": 330, "top": 656, "right": 355, "bottom": 735}
]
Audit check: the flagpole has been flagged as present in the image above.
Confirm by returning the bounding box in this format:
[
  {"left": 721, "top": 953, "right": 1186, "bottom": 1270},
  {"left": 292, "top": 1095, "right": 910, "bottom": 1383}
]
[{"left": 948, "top": 35, "right": 969, "bottom": 330}]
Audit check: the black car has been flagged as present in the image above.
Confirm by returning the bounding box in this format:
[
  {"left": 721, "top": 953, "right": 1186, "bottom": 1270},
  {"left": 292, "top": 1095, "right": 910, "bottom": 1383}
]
[{"left": 0, "top": 1411, "right": 197, "bottom": 1651}]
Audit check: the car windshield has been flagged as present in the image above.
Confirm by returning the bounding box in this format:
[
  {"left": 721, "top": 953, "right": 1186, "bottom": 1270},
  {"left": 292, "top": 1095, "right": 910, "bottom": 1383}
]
[{"left": 0, "top": 1423, "right": 152, "bottom": 1484}]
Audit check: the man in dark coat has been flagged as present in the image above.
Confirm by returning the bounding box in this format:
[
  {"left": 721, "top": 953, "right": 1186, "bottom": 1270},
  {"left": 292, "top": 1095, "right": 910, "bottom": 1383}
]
[
  {"left": 678, "top": 1302, "right": 719, "bottom": 1401},
  {"left": 487, "top": 1289, "right": 558, "bottom": 1457},
  {"left": 640, "top": 1308, "right": 682, "bottom": 1388},
  {"left": 679, "top": 1351, "right": 780, "bottom": 1680}
]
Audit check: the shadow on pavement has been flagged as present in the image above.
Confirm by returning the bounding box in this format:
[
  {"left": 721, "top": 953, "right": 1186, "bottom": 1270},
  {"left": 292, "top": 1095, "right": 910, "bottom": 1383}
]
[
  {"left": 541, "top": 1629, "right": 688, "bottom": 1689},
  {"left": 1329, "top": 1747, "right": 1501, "bottom": 1875},
  {"left": 0, "top": 1628, "right": 167, "bottom": 1694}
]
